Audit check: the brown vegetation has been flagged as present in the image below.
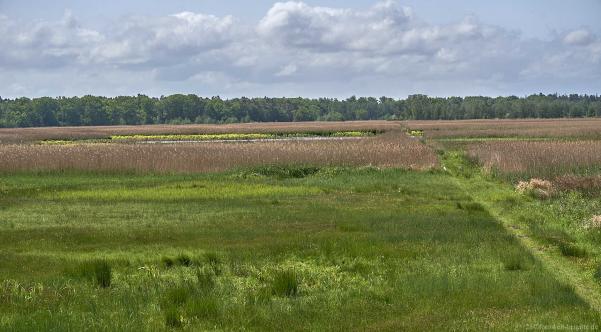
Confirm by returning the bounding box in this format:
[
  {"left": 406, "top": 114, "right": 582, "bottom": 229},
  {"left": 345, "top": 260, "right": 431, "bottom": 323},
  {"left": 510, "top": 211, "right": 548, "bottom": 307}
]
[
  {"left": 516, "top": 178, "right": 555, "bottom": 199},
  {"left": 0, "top": 121, "right": 401, "bottom": 143},
  {"left": 554, "top": 175, "right": 601, "bottom": 196},
  {"left": 467, "top": 140, "right": 601, "bottom": 178},
  {"left": 0, "top": 131, "right": 437, "bottom": 173},
  {"left": 405, "top": 119, "right": 601, "bottom": 139}
]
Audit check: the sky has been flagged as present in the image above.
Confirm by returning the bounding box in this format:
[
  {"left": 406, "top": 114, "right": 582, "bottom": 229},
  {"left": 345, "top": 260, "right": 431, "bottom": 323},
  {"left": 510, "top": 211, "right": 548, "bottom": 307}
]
[{"left": 0, "top": 0, "right": 600, "bottom": 98}]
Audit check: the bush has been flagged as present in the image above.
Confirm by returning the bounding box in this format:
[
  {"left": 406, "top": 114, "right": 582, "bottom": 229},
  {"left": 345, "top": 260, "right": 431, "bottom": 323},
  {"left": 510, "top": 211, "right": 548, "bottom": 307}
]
[{"left": 272, "top": 270, "right": 299, "bottom": 297}]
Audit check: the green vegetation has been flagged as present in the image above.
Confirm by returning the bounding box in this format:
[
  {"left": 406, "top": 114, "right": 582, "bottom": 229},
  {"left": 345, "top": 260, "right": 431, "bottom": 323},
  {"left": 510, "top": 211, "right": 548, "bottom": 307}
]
[
  {"left": 1, "top": 167, "right": 598, "bottom": 330},
  {"left": 1, "top": 94, "right": 600, "bottom": 128}
]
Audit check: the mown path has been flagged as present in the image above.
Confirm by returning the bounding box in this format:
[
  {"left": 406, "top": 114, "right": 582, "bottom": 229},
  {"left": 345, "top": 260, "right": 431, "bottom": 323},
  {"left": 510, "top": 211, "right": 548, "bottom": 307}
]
[{"left": 442, "top": 150, "right": 601, "bottom": 315}]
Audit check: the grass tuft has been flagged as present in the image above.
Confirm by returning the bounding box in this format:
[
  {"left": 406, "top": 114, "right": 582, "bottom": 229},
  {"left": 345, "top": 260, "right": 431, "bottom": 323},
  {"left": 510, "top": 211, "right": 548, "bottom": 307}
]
[
  {"left": 164, "top": 306, "right": 183, "bottom": 328},
  {"left": 559, "top": 243, "right": 588, "bottom": 258},
  {"left": 176, "top": 254, "right": 193, "bottom": 267},
  {"left": 204, "top": 252, "right": 222, "bottom": 275},
  {"left": 70, "top": 259, "right": 112, "bottom": 288},
  {"left": 595, "top": 265, "right": 601, "bottom": 283},
  {"left": 272, "top": 270, "right": 299, "bottom": 297},
  {"left": 93, "top": 260, "right": 112, "bottom": 288},
  {"left": 165, "top": 285, "right": 193, "bottom": 306},
  {"left": 502, "top": 252, "right": 531, "bottom": 271},
  {"left": 186, "top": 296, "right": 220, "bottom": 321},
  {"left": 162, "top": 256, "right": 175, "bottom": 268},
  {"left": 196, "top": 268, "right": 215, "bottom": 294}
]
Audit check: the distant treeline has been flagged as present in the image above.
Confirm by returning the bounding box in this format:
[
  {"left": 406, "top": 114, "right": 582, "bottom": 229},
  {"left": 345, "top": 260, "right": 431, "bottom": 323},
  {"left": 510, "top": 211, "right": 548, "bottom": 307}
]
[{"left": 0, "top": 94, "right": 600, "bottom": 128}]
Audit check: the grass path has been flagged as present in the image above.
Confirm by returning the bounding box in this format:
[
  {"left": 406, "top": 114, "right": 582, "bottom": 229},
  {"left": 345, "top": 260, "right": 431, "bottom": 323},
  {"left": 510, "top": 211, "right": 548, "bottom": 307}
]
[{"left": 443, "top": 151, "right": 601, "bottom": 315}]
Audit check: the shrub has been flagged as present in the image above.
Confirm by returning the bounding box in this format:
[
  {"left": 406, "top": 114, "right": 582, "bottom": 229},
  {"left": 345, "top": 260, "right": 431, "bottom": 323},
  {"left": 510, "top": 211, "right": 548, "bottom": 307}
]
[
  {"left": 272, "top": 270, "right": 299, "bottom": 297},
  {"left": 559, "top": 243, "right": 588, "bottom": 258}
]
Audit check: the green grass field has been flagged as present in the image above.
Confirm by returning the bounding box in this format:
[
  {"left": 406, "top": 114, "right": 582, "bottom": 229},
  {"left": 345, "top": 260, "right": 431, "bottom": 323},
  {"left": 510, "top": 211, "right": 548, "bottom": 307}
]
[{"left": 1, "top": 167, "right": 599, "bottom": 330}]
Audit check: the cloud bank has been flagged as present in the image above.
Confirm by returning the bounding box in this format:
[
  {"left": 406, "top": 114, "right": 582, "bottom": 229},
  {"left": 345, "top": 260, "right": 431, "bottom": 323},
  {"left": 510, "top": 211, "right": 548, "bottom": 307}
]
[{"left": 1, "top": 1, "right": 600, "bottom": 98}]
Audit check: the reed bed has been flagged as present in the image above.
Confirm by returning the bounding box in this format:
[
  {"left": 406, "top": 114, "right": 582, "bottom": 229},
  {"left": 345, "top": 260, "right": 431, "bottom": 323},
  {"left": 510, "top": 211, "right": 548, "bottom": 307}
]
[
  {"left": 405, "top": 119, "right": 601, "bottom": 139},
  {"left": 467, "top": 140, "right": 601, "bottom": 179},
  {"left": 0, "top": 132, "right": 437, "bottom": 173},
  {"left": 0, "top": 121, "right": 400, "bottom": 143}
]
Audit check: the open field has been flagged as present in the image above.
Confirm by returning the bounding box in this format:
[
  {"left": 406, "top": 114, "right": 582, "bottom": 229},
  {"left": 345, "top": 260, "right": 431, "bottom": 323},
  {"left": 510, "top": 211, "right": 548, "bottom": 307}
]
[
  {"left": 0, "top": 121, "right": 400, "bottom": 143},
  {"left": 1, "top": 169, "right": 599, "bottom": 330},
  {"left": 406, "top": 118, "right": 601, "bottom": 139},
  {"left": 3, "top": 119, "right": 601, "bottom": 330}
]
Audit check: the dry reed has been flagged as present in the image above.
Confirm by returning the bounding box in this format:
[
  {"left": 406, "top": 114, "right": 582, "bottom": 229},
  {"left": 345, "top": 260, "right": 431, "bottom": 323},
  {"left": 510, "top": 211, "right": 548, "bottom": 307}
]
[
  {"left": 467, "top": 140, "right": 601, "bottom": 178},
  {"left": 405, "top": 119, "right": 601, "bottom": 139},
  {"left": 0, "top": 121, "right": 401, "bottom": 143},
  {"left": 0, "top": 131, "right": 437, "bottom": 173}
]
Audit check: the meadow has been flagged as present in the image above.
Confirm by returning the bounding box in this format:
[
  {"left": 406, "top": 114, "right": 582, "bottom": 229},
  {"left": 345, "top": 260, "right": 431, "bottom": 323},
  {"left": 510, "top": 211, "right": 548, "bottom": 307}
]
[{"left": 2, "top": 120, "right": 601, "bottom": 330}]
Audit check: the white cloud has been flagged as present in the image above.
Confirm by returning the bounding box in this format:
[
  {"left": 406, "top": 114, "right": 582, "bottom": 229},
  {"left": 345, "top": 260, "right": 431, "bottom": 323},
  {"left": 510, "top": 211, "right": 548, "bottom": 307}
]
[
  {"left": 89, "top": 12, "right": 237, "bottom": 66},
  {"left": 563, "top": 29, "right": 594, "bottom": 46},
  {"left": 0, "top": 1, "right": 599, "bottom": 98}
]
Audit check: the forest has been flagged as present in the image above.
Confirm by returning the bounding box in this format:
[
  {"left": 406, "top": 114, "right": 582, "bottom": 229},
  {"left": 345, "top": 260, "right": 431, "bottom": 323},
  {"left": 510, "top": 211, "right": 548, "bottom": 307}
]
[{"left": 0, "top": 93, "right": 600, "bottom": 128}]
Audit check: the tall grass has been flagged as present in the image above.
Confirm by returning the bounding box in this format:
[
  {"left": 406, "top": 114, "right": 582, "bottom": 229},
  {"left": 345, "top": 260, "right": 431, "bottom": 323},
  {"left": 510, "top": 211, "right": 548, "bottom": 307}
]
[
  {"left": 0, "top": 120, "right": 399, "bottom": 143},
  {"left": 406, "top": 118, "right": 601, "bottom": 139},
  {"left": 272, "top": 270, "right": 299, "bottom": 297},
  {"left": 467, "top": 141, "right": 601, "bottom": 179},
  {"left": 0, "top": 131, "right": 438, "bottom": 173}
]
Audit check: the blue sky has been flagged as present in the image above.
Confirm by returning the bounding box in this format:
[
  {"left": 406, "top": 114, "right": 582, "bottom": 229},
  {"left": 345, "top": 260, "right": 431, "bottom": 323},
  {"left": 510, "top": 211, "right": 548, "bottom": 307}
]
[{"left": 1, "top": 0, "right": 600, "bottom": 98}]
